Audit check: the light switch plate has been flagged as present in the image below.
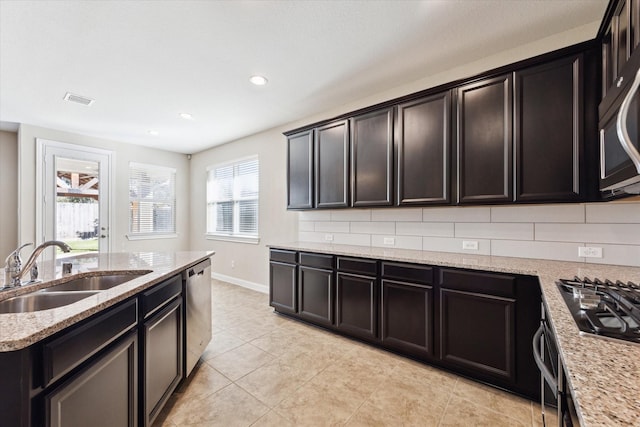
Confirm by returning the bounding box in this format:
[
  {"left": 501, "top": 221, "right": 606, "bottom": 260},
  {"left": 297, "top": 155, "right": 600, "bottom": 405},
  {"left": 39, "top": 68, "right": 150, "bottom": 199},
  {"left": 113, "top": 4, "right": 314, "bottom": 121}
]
[
  {"left": 462, "top": 240, "right": 479, "bottom": 250},
  {"left": 578, "top": 246, "right": 603, "bottom": 258},
  {"left": 324, "top": 234, "right": 334, "bottom": 241},
  {"left": 383, "top": 237, "right": 395, "bottom": 245}
]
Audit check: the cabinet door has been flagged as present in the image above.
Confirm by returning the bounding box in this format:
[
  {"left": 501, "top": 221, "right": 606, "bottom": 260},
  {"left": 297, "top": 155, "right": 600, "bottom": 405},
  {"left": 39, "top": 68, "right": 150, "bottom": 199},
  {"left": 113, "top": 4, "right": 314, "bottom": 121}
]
[
  {"left": 440, "top": 289, "right": 515, "bottom": 382},
  {"left": 269, "top": 261, "right": 297, "bottom": 314},
  {"left": 144, "top": 297, "right": 183, "bottom": 427},
  {"left": 397, "top": 92, "right": 451, "bottom": 205},
  {"left": 351, "top": 108, "right": 393, "bottom": 206},
  {"left": 336, "top": 273, "right": 377, "bottom": 340},
  {"left": 515, "top": 55, "right": 582, "bottom": 201},
  {"left": 456, "top": 74, "right": 513, "bottom": 203},
  {"left": 287, "top": 130, "right": 314, "bottom": 209},
  {"left": 45, "top": 332, "right": 138, "bottom": 427},
  {"left": 298, "top": 266, "right": 334, "bottom": 326},
  {"left": 381, "top": 279, "right": 433, "bottom": 359},
  {"left": 315, "top": 120, "right": 349, "bottom": 208}
]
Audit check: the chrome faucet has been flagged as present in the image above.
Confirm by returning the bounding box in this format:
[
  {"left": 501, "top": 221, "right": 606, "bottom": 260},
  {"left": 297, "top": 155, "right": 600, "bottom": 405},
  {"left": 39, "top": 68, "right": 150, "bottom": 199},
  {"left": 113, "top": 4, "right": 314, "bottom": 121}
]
[{"left": 3, "top": 241, "right": 72, "bottom": 289}]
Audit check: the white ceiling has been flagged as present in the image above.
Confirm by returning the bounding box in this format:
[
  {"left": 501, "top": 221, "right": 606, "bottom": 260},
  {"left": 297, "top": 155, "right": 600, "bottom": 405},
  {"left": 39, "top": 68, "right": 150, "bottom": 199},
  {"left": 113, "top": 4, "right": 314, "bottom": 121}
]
[{"left": 0, "top": 0, "right": 608, "bottom": 154}]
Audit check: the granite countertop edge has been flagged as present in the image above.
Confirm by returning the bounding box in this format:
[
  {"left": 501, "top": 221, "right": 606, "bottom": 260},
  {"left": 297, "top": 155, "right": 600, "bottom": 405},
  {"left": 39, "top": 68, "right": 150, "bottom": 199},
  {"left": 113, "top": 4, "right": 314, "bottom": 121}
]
[
  {"left": 268, "top": 242, "right": 640, "bottom": 427},
  {"left": 0, "top": 251, "right": 213, "bottom": 352}
]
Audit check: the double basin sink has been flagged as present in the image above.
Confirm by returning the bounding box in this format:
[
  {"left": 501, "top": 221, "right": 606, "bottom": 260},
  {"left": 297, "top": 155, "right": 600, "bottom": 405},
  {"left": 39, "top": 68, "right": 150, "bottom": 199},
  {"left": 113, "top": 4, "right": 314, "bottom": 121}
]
[{"left": 0, "top": 271, "right": 151, "bottom": 314}]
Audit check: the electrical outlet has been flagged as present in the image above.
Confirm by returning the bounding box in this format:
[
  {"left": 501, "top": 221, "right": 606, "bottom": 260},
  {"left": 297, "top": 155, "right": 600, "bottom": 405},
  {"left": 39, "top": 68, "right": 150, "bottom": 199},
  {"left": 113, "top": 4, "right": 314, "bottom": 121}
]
[
  {"left": 324, "top": 234, "right": 334, "bottom": 241},
  {"left": 383, "top": 237, "right": 395, "bottom": 245},
  {"left": 462, "top": 240, "right": 479, "bottom": 250},
  {"left": 578, "top": 246, "right": 603, "bottom": 258},
  {"left": 231, "top": 260, "right": 235, "bottom": 268}
]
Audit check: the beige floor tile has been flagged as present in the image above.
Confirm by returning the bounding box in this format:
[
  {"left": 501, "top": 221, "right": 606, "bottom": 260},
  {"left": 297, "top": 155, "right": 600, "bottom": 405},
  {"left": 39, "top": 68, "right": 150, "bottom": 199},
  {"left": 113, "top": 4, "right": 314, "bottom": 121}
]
[
  {"left": 453, "top": 377, "right": 533, "bottom": 425},
  {"left": 201, "top": 330, "right": 246, "bottom": 360},
  {"left": 207, "top": 342, "right": 275, "bottom": 381},
  {"left": 440, "top": 395, "right": 529, "bottom": 427},
  {"left": 166, "top": 383, "right": 269, "bottom": 426},
  {"left": 275, "top": 380, "right": 365, "bottom": 426},
  {"left": 175, "top": 361, "right": 231, "bottom": 399},
  {"left": 309, "top": 356, "right": 391, "bottom": 401},
  {"left": 250, "top": 410, "right": 295, "bottom": 427},
  {"left": 345, "top": 401, "right": 404, "bottom": 427},
  {"left": 225, "top": 318, "right": 276, "bottom": 342}
]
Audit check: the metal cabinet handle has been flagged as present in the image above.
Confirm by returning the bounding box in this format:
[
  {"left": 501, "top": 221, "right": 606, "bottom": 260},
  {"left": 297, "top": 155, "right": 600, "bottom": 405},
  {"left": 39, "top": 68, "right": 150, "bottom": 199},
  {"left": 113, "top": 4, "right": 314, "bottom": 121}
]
[
  {"left": 616, "top": 68, "right": 640, "bottom": 174},
  {"left": 532, "top": 324, "right": 558, "bottom": 397}
]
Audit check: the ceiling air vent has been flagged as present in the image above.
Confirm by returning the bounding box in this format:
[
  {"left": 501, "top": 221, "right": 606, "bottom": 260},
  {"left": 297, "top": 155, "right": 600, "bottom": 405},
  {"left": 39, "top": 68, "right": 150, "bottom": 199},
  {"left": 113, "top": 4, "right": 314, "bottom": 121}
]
[{"left": 63, "top": 92, "right": 95, "bottom": 106}]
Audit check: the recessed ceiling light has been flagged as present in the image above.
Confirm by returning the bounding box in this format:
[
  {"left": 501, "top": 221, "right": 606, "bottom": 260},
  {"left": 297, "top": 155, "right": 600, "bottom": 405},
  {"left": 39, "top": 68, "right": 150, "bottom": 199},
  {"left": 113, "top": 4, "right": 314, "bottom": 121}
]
[
  {"left": 148, "top": 130, "right": 159, "bottom": 136},
  {"left": 249, "top": 75, "right": 268, "bottom": 86},
  {"left": 63, "top": 92, "right": 95, "bottom": 106},
  {"left": 179, "top": 113, "right": 194, "bottom": 120}
]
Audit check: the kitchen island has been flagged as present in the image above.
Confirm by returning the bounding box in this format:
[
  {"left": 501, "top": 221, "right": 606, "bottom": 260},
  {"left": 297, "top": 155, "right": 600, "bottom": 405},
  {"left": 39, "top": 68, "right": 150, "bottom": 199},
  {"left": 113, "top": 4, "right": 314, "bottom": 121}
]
[
  {"left": 269, "top": 242, "right": 640, "bottom": 427},
  {"left": 0, "top": 250, "right": 213, "bottom": 427}
]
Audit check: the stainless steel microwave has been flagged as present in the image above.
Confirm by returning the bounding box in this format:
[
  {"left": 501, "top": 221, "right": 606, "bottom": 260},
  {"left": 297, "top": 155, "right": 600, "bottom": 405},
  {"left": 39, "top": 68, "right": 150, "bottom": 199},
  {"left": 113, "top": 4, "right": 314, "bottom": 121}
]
[{"left": 599, "top": 49, "right": 640, "bottom": 198}]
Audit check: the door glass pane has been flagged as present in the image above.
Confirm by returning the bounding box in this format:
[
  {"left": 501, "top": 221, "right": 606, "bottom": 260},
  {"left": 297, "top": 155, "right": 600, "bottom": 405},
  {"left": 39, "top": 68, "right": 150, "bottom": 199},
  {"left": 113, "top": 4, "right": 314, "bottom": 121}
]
[{"left": 55, "top": 157, "right": 100, "bottom": 256}]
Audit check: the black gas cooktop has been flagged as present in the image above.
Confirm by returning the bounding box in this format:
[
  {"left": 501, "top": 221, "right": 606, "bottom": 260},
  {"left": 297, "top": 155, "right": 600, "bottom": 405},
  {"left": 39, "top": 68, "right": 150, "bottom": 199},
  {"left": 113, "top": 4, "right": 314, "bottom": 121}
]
[{"left": 557, "top": 277, "right": 640, "bottom": 345}]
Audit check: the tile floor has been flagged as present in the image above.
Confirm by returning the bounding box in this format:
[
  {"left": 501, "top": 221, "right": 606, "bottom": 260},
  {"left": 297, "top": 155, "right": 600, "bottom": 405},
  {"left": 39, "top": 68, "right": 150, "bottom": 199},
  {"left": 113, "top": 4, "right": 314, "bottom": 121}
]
[{"left": 154, "top": 280, "right": 555, "bottom": 426}]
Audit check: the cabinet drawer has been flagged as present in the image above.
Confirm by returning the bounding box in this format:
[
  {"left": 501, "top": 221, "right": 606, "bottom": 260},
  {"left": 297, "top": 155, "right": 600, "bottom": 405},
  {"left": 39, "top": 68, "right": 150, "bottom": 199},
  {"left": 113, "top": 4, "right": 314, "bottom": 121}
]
[
  {"left": 439, "top": 269, "right": 516, "bottom": 298},
  {"left": 43, "top": 299, "right": 138, "bottom": 387},
  {"left": 381, "top": 262, "right": 433, "bottom": 284},
  {"left": 337, "top": 257, "right": 377, "bottom": 276},
  {"left": 269, "top": 249, "right": 297, "bottom": 264},
  {"left": 299, "top": 252, "right": 334, "bottom": 269},
  {"left": 141, "top": 275, "right": 182, "bottom": 319}
]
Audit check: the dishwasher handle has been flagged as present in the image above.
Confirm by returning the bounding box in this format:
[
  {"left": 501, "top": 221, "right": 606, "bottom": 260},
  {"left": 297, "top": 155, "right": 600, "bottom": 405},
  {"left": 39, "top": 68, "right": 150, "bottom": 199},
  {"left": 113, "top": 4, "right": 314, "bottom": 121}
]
[
  {"left": 184, "top": 258, "right": 212, "bottom": 279},
  {"left": 532, "top": 323, "right": 558, "bottom": 397}
]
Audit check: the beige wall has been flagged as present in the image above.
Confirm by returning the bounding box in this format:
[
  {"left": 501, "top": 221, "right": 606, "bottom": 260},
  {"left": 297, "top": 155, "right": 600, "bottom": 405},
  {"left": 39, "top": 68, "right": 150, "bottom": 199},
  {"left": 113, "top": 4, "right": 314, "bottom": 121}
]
[
  {"left": 17, "top": 124, "right": 191, "bottom": 253},
  {"left": 0, "top": 130, "right": 18, "bottom": 259},
  {"left": 190, "top": 22, "right": 601, "bottom": 291}
]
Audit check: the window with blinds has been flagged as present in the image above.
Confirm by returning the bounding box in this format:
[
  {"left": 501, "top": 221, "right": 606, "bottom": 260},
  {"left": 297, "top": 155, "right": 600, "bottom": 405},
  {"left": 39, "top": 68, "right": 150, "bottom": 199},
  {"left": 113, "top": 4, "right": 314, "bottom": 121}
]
[
  {"left": 129, "top": 162, "right": 176, "bottom": 236},
  {"left": 206, "top": 157, "right": 259, "bottom": 240}
]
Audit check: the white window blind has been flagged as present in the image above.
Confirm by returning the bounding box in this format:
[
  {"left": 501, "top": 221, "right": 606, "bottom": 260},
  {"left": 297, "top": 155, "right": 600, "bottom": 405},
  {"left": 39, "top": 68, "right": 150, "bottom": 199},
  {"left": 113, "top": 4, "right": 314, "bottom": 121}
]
[
  {"left": 129, "top": 162, "right": 176, "bottom": 236},
  {"left": 207, "top": 157, "right": 259, "bottom": 239}
]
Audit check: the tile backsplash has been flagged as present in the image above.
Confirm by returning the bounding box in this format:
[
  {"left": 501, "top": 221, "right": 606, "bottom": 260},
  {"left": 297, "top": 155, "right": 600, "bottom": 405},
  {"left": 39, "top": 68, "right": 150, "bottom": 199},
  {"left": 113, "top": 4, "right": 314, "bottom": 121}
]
[{"left": 298, "top": 202, "right": 640, "bottom": 267}]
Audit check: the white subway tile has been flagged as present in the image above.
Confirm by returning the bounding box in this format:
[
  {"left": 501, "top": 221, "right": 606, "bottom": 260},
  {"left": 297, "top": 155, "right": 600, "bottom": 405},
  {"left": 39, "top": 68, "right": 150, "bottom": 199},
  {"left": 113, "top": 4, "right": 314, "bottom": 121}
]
[
  {"left": 422, "top": 237, "right": 491, "bottom": 255},
  {"left": 586, "top": 201, "right": 640, "bottom": 224},
  {"left": 423, "top": 207, "right": 491, "bottom": 222},
  {"left": 583, "top": 243, "right": 640, "bottom": 267},
  {"left": 396, "top": 222, "right": 454, "bottom": 237},
  {"left": 331, "top": 210, "right": 371, "bottom": 221},
  {"left": 350, "top": 221, "right": 395, "bottom": 234},
  {"left": 299, "top": 221, "right": 315, "bottom": 232},
  {"left": 491, "top": 240, "right": 582, "bottom": 262},
  {"left": 299, "top": 210, "right": 332, "bottom": 221},
  {"left": 333, "top": 233, "right": 371, "bottom": 246},
  {"left": 455, "top": 223, "right": 534, "bottom": 240},
  {"left": 314, "top": 221, "right": 350, "bottom": 233},
  {"left": 298, "top": 231, "right": 326, "bottom": 243},
  {"left": 535, "top": 224, "right": 640, "bottom": 245},
  {"left": 372, "top": 208, "right": 423, "bottom": 222},
  {"left": 372, "top": 235, "right": 422, "bottom": 250},
  {"left": 491, "top": 204, "right": 585, "bottom": 223}
]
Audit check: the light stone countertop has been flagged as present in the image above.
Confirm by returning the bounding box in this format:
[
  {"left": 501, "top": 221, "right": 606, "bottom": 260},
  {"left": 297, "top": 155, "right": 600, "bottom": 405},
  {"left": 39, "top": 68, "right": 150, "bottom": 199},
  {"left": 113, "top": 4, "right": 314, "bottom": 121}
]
[
  {"left": 269, "top": 242, "right": 640, "bottom": 427},
  {"left": 0, "top": 251, "right": 213, "bottom": 352}
]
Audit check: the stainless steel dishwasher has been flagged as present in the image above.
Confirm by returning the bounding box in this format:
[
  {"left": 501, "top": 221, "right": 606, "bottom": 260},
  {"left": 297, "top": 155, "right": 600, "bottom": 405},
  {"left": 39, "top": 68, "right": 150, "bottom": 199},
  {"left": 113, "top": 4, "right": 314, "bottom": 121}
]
[{"left": 183, "top": 257, "right": 212, "bottom": 376}]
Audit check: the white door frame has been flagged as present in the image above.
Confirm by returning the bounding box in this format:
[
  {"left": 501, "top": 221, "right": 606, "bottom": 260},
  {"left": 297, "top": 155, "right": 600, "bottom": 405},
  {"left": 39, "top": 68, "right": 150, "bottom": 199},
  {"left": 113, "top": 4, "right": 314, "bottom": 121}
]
[{"left": 35, "top": 138, "right": 113, "bottom": 253}]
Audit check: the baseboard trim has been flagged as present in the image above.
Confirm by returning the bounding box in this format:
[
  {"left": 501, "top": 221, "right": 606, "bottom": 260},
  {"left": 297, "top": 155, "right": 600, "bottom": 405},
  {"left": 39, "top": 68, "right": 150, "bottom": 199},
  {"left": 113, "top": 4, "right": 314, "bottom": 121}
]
[{"left": 211, "top": 272, "right": 268, "bottom": 294}]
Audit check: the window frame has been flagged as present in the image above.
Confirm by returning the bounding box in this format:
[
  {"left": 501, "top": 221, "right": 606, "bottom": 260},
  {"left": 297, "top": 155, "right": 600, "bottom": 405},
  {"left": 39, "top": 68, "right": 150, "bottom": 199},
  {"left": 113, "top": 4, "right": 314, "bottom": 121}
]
[
  {"left": 127, "top": 162, "right": 177, "bottom": 240},
  {"left": 206, "top": 156, "right": 260, "bottom": 244}
]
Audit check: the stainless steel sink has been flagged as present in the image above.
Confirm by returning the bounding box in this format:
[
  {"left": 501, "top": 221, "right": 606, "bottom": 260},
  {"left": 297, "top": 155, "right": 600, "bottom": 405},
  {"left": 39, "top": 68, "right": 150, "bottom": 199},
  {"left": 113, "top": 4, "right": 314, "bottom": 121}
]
[
  {"left": 0, "top": 291, "right": 99, "bottom": 314},
  {"left": 40, "top": 272, "right": 151, "bottom": 292}
]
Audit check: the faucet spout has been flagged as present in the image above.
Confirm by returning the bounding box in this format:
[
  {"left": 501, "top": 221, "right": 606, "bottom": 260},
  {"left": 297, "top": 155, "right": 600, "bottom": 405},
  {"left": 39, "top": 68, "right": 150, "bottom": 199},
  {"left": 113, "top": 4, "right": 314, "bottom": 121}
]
[{"left": 3, "top": 240, "right": 71, "bottom": 289}]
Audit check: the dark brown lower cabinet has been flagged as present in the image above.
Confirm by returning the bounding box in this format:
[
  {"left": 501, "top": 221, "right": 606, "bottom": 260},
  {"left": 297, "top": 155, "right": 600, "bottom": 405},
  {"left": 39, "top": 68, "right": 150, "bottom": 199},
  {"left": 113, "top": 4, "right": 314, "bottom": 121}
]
[
  {"left": 143, "top": 297, "right": 183, "bottom": 426},
  {"left": 440, "top": 288, "right": 515, "bottom": 380},
  {"left": 269, "top": 249, "right": 298, "bottom": 315},
  {"left": 298, "top": 265, "right": 334, "bottom": 327},
  {"left": 336, "top": 273, "right": 377, "bottom": 341},
  {"left": 381, "top": 279, "right": 433, "bottom": 359},
  {"left": 45, "top": 331, "right": 138, "bottom": 427}
]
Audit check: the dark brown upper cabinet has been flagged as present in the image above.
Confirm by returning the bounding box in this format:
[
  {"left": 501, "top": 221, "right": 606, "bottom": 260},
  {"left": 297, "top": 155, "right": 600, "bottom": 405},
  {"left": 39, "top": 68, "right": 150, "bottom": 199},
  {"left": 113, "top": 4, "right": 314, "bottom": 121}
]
[
  {"left": 350, "top": 108, "right": 394, "bottom": 206},
  {"left": 602, "top": 0, "right": 640, "bottom": 98},
  {"left": 397, "top": 92, "right": 451, "bottom": 205},
  {"left": 515, "top": 55, "right": 583, "bottom": 202},
  {"left": 287, "top": 130, "right": 314, "bottom": 209},
  {"left": 456, "top": 74, "right": 513, "bottom": 204},
  {"left": 315, "top": 120, "right": 350, "bottom": 208}
]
